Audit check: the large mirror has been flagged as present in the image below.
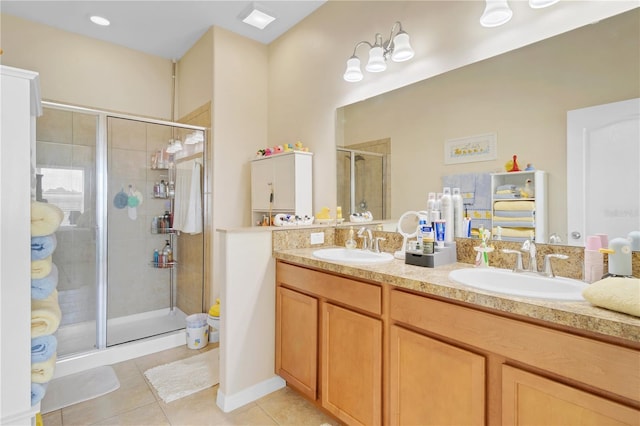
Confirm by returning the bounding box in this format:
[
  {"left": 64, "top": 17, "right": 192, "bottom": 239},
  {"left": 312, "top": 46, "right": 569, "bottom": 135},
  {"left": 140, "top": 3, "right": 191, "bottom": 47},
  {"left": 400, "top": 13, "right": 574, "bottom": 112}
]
[{"left": 336, "top": 9, "right": 639, "bottom": 246}]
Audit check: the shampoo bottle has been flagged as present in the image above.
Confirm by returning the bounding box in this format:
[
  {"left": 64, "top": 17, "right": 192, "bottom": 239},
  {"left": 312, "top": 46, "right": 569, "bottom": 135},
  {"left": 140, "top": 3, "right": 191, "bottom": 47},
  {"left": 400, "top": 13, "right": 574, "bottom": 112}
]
[
  {"left": 441, "top": 187, "right": 454, "bottom": 242},
  {"left": 452, "top": 187, "right": 464, "bottom": 238},
  {"left": 163, "top": 240, "right": 173, "bottom": 267}
]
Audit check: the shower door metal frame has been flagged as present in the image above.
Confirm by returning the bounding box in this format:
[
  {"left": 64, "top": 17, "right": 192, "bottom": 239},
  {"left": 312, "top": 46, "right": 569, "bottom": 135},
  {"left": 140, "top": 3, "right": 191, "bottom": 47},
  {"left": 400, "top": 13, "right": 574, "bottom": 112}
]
[
  {"left": 42, "top": 101, "right": 207, "bottom": 351},
  {"left": 337, "top": 147, "right": 386, "bottom": 219}
]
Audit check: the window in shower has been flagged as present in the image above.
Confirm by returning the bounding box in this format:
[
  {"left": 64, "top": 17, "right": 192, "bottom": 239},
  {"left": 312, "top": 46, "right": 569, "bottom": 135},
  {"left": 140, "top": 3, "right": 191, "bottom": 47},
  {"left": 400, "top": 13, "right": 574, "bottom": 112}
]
[{"left": 37, "top": 167, "right": 85, "bottom": 226}]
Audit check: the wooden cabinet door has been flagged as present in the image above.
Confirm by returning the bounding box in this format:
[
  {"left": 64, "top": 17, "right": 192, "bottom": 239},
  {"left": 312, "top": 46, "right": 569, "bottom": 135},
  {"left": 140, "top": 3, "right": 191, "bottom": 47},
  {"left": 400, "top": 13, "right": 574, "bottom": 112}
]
[
  {"left": 276, "top": 286, "right": 318, "bottom": 400},
  {"left": 502, "top": 365, "right": 639, "bottom": 425},
  {"left": 322, "top": 302, "right": 382, "bottom": 426},
  {"left": 389, "top": 325, "right": 486, "bottom": 426}
]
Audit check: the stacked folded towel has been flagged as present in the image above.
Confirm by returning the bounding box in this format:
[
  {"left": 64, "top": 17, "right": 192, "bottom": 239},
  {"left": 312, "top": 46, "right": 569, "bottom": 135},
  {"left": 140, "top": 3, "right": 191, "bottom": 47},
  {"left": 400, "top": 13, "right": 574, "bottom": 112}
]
[
  {"left": 31, "top": 202, "right": 63, "bottom": 237},
  {"left": 31, "top": 335, "right": 58, "bottom": 364},
  {"left": 492, "top": 227, "right": 535, "bottom": 239},
  {"left": 30, "top": 202, "right": 64, "bottom": 406},
  {"left": 31, "top": 234, "right": 57, "bottom": 260},
  {"left": 494, "top": 184, "right": 521, "bottom": 199},
  {"left": 493, "top": 201, "right": 535, "bottom": 211},
  {"left": 31, "top": 264, "right": 58, "bottom": 300},
  {"left": 31, "top": 290, "right": 62, "bottom": 338}
]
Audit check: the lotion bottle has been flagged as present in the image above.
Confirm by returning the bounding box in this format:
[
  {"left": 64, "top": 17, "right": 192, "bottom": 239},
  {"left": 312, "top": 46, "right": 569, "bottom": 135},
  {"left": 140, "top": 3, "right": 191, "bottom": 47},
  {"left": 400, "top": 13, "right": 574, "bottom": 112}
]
[
  {"left": 441, "top": 187, "right": 454, "bottom": 242},
  {"left": 584, "top": 235, "right": 604, "bottom": 283},
  {"left": 452, "top": 187, "right": 464, "bottom": 238}
]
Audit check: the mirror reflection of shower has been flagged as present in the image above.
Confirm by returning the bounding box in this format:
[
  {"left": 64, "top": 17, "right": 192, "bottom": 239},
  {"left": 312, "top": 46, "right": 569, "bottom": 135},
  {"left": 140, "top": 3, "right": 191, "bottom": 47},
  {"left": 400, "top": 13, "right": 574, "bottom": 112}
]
[{"left": 337, "top": 147, "right": 387, "bottom": 220}]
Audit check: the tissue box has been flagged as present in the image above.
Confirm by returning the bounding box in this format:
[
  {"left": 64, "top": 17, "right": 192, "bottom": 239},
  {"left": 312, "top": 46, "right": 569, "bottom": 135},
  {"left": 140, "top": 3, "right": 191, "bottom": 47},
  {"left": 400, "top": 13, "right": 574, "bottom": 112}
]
[{"left": 405, "top": 242, "right": 457, "bottom": 268}]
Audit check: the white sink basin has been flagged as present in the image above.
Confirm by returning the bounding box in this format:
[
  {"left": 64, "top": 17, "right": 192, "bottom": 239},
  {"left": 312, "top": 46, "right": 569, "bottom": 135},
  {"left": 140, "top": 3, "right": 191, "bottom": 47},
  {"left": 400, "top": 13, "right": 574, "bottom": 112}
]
[
  {"left": 448, "top": 268, "right": 588, "bottom": 301},
  {"left": 312, "top": 248, "right": 394, "bottom": 264}
]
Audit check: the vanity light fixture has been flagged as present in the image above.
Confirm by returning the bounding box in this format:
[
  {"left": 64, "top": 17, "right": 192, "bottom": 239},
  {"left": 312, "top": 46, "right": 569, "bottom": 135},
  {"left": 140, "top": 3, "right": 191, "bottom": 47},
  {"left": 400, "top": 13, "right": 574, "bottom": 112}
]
[
  {"left": 480, "top": 0, "right": 560, "bottom": 27},
  {"left": 239, "top": 2, "right": 276, "bottom": 30},
  {"left": 343, "top": 21, "right": 414, "bottom": 83},
  {"left": 89, "top": 15, "right": 110, "bottom": 26}
]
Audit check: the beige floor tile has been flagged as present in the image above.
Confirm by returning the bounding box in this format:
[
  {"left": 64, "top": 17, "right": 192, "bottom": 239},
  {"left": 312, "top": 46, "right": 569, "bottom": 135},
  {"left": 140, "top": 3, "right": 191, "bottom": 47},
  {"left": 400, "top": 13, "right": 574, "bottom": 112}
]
[
  {"left": 111, "top": 359, "right": 147, "bottom": 390},
  {"left": 42, "top": 409, "right": 63, "bottom": 426},
  {"left": 61, "top": 381, "right": 156, "bottom": 425},
  {"left": 160, "top": 386, "right": 229, "bottom": 426},
  {"left": 224, "top": 404, "right": 277, "bottom": 426},
  {"left": 256, "top": 387, "right": 340, "bottom": 426},
  {"left": 91, "top": 401, "right": 169, "bottom": 426}
]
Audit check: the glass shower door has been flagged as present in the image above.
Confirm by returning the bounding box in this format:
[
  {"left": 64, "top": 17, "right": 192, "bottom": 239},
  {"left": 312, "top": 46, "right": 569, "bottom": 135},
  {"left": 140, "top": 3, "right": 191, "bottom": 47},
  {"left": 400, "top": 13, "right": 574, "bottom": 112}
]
[{"left": 36, "top": 106, "right": 98, "bottom": 357}]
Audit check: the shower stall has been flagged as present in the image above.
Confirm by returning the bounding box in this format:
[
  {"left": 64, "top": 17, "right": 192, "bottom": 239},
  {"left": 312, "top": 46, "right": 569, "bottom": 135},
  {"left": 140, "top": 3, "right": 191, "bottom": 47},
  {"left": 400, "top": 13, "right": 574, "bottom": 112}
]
[
  {"left": 35, "top": 102, "right": 206, "bottom": 364},
  {"left": 337, "top": 148, "right": 387, "bottom": 220}
]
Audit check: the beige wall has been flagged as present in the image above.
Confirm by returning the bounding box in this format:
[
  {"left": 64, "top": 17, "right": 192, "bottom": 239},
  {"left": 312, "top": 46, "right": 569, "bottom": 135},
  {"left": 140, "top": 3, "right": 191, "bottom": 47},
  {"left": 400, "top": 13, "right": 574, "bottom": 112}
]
[
  {"left": 341, "top": 9, "right": 640, "bottom": 238},
  {"left": 1, "top": 14, "right": 173, "bottom": 119},
  {"left": 267, "top": 1, "right": 638, "bottom": 217}
]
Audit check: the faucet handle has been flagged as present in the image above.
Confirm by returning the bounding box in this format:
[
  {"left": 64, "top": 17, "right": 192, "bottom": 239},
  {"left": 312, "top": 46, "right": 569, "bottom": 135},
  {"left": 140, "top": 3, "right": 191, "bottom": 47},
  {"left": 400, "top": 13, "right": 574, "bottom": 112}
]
[
  {"left": 542, "top": 253, "right": 569, "bottom": 277},
  {"left": 502, "top": 249, "right": 524, "bottom": 272},
  {"left": 373, "top": 237, "right": 386, "bottom": 253}
]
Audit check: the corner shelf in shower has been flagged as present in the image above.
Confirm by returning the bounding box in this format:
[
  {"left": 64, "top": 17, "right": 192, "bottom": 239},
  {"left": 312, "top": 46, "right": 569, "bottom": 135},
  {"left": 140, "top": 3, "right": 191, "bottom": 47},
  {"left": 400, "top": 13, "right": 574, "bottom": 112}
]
[
  {"left": 150, "top": 261, "right": 177, "bottom": 269},
  {"left": 151, "top": 228, "right": 176, "bottom": 234}
]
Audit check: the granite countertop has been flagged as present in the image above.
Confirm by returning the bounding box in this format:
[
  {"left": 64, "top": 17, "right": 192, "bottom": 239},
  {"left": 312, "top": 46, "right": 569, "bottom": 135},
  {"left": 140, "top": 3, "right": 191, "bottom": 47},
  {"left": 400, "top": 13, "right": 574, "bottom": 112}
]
[{"left": 274, "top": 247, "right": 640, "bottom": 344}]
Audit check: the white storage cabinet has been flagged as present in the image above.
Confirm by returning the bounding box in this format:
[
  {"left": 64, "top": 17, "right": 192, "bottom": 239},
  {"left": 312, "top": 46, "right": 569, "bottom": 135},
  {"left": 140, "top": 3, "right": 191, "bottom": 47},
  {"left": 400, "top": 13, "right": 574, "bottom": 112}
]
[
  {"left": 251, "top": 152, "right": 312, "bottom": 225},
  {"left": 490, "top": 170, "right": 547, "bottom": 243}
]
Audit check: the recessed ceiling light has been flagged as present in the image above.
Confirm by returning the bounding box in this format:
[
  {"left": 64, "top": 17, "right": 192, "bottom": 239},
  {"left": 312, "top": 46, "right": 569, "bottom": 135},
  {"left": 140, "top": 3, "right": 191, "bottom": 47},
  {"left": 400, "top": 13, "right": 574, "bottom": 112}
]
[
  {"left": 90, "top": 15, "right": 110, "bottom": 26},
  {"left": 239, "top": 3, "right": 276, "bottom": 30}
]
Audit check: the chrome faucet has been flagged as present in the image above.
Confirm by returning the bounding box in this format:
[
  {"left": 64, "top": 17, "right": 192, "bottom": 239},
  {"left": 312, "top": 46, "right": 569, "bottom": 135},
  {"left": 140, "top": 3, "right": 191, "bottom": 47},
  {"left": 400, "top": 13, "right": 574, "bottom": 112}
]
[
  {"left": 520, "top": 240, "right": 537, "bottom": 273},
  {"left": 357, "top": 227, "right": 373, "bottom": 250},
  {"left": 372, "top": 236, "right": 386, "bottom": 253},
  {"left": 501, "top": 249, "right": 525, "bottom": 272},
  {"left": 541, "top": 253, "right": 569, "bottom": 277}
]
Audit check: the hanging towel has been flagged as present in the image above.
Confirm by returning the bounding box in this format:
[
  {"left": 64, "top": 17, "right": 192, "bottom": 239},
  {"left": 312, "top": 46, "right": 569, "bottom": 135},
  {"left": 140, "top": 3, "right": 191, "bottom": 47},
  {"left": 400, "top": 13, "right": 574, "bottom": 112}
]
[
  {"left": 31, "top": 382, "right": 48, "bottom": 406},
  {"left": 31, "top": 234, "right": 57, "bottom": 260},
  {"left": 31, "top": 352, "right": 57, "bottom": 384},
  {"left": 32, "top": 263, "right": 58, "bottom": 300},
  {"left": 31, "top": 290, "right": 62, "bottom": 338},
  {"left": 31, "top": 335, "right": 58, "bottom": 364},
  {"left": 31, "top": 202, "right": 64, "bottom": 236},
  {"left": 174, "top": 160, "right": 202, "bottom": 234},
  {"left": 32, "top": 256, "right": 52, "bottom": 279}
]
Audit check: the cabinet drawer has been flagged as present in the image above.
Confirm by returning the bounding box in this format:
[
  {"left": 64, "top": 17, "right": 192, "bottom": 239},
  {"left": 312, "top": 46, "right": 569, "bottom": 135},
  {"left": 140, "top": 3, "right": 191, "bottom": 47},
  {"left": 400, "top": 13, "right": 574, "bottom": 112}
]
[
  {"left": 277, "top": 262, "right": 382, "bottom": 315},
  {"left": 390, "top": 289, "right": 640, "bottom": 402}
]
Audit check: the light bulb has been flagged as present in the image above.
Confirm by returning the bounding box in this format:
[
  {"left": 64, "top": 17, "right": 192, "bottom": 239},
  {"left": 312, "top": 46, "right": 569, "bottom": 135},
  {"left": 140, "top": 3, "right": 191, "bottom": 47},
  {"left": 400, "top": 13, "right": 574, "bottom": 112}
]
[
  {"left": 480, "top": 0, "right": 513, "bottom": 27},
  {"left": 391, "top": 32, "right": 414, "bottom": 62},
  {"left": 343, "top": 56, "right": 363, "bottom": 82},
  {"left": 366, "top": 46, "right": 386, "bottom": 72}
]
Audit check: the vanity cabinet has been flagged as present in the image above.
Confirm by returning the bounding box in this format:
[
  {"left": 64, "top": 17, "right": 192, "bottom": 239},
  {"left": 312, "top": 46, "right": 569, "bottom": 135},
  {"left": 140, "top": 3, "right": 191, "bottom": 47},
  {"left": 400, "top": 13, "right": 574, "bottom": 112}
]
[
  {"left": 502, "top": 365, "right": 639, "bottom": 425},
  {"left": 275, "top": 261, "right": 382, "bottom": 426},
  {"left": 251, "top": 152, "right": 312, "bottom": 225},
  {"left": 389, "top": 325, "right": 485, "bottom": 426},
  {"left": 490, "top": 170, "right": 547, "bottom": 243}
]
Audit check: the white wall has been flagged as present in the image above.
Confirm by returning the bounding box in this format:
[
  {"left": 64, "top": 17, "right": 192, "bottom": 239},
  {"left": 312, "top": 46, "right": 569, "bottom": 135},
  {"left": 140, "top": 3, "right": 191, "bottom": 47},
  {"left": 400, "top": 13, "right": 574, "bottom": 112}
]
[
  {"left": 0, "top": 14, "right": 173, "bottom": 120},
  {"left": 267, "top": 1, "right": 638, "bottom": 215}
]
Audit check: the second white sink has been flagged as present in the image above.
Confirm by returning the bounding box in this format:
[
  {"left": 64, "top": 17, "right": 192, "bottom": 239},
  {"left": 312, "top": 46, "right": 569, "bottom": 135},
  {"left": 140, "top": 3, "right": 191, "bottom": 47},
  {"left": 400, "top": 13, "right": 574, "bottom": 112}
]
[
  {"left": 448, "top": 268, "right": 588, "bottom": 301},
  {"left": 312, "top": 248, "right": 394, "bottom": 264}
]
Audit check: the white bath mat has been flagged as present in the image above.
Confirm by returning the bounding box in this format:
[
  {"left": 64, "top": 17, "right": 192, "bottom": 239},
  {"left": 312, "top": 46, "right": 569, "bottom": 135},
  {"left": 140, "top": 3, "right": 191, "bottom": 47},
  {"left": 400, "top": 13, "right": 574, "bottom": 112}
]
[
  {"left": 41, "top": 365, "right": 120, "bottom": 413},
  {"left": 144, "top": 348, "right": 219, "bottom": 403}
]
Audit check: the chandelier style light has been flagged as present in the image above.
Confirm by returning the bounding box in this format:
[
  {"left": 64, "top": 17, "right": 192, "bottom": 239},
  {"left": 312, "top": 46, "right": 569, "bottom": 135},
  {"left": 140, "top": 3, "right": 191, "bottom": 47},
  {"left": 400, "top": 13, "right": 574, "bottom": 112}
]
[
  {"left": 480, "top": 0, "right": 560, "bottom": 28},
  {"left": 343, "top": 21, "right": 415, "bottom": 83}
]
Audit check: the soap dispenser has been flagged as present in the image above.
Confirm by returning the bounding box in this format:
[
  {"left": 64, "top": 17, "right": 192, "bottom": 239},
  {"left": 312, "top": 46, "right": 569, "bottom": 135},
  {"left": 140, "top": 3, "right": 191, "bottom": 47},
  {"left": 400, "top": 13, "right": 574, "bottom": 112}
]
[
  {"left": 345, "top": 226, "right": 357, "bottom": 249},
  {"left": 600, "top": 237, "right": 632, "bottom": 277}
]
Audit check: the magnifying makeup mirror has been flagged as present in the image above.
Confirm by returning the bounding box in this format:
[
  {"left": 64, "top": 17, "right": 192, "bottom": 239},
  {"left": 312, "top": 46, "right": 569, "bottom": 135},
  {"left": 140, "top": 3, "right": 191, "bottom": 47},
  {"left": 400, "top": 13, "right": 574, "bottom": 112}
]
[{"left": 395, "top": 211, "right": 421, "bottom": 259}]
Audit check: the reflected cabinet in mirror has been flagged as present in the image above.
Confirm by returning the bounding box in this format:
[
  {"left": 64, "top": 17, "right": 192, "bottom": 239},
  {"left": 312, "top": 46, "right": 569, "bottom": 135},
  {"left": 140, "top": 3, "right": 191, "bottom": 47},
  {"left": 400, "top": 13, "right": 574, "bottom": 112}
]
[{"left": 336, "top": 9, "right": 639, "bottom": 247}]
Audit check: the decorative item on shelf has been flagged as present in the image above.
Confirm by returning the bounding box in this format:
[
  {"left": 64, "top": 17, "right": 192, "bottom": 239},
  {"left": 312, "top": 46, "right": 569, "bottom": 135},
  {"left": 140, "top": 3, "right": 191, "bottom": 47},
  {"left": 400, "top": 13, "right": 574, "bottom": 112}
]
[
  {"left": 255, "top": 141, "right": 310, "bottom": 158},
  {"left": 349, "top": 211, "right": 373, "bottom": 223},
  {"left": 343, "top": 21, "right": 415, "bottom": 82},
  {"left": 520, "top": 179, "right": 534, "bottom": 198},
  {"left": 504, "top": 154, "right": 521, "bottom": 172},
  {"left": 525, "top": 163, "right": 535, "bottom": 171},
  {"left": 272, "top": 213, "right": 314, "bottom": 226}
]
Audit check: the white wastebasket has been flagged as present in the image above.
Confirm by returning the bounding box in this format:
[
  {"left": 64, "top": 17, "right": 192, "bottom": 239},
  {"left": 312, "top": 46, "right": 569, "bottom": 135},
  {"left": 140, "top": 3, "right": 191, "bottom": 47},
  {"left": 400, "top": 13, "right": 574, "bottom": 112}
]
[{"left": 186, "top": 313, "right": 209, "bottom": 349}]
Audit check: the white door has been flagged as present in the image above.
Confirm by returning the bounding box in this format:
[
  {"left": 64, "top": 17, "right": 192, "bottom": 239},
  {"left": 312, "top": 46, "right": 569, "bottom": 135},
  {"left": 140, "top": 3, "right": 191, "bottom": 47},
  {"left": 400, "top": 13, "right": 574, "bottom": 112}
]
[{"left": 567, "top": 98, "right": 640, "bottom": 246}]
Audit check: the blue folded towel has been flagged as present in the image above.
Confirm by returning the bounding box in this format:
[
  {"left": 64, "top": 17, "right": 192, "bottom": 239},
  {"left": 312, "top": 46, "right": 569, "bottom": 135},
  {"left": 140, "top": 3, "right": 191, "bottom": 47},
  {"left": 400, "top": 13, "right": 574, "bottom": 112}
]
[
  {"left": 496, "top": 184, "right": 517, "bottom": 191},
  {"left": 494, "top": 193, "right": 522, "bottom": 199},
  {"left": 31, "top": 335, "right": 57, "bottom": 364},
  {"left": 31, "top": 382, "right": 48, "bottom": 406},
  {"left": 31, "top": 263, "right": 58, "bottom": 300},
  {"left": 31, "top": 234, "right": 57, "bottom": 260}
]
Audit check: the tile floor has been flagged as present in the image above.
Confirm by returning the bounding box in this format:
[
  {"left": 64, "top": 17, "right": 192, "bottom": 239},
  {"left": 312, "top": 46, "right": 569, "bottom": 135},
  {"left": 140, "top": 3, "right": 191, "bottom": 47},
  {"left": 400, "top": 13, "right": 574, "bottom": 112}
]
[{"left": 42, "top": 344, "right": 340, "bottom": 426}]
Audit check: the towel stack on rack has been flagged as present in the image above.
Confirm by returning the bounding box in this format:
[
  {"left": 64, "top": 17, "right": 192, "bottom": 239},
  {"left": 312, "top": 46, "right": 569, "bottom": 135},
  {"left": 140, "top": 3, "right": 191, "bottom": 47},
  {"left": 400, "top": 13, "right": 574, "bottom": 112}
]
[
  {"left": 492, "top": 200, "right": 536, "bottom": 242},
  {"left": 30, "top": 202, "right": 63, "bottom": 406}
]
